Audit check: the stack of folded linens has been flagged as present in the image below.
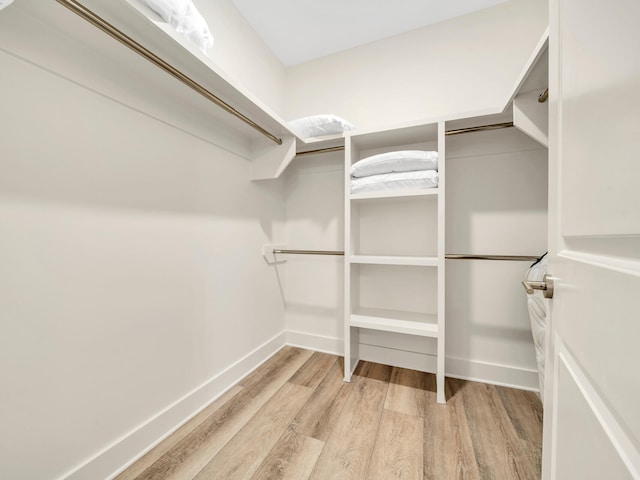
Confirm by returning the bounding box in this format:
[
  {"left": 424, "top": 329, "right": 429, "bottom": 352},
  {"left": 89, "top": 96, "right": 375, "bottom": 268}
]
[{"left": 350, "top": 150, "right": 438, "bottom": 194}]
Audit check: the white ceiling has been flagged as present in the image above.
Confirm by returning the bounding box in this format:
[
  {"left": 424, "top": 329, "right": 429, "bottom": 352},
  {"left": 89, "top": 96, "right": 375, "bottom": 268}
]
[{"left": 231, "top": 0, "right": 509, "bottom": 66}]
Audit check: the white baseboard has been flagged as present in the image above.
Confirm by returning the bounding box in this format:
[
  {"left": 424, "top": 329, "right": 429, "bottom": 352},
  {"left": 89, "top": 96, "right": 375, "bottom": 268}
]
[
  {"left": 288, "top": 333, "right": 539, "bottom": 392},
  {"left": 285, "top": 330, "right": 343, "bottom": 356},
  {"left": 64, "top": 331, "right": 287, "bottom": 480},
  {"left": 445, "top": 355, "right": 540, "bottom": 391}
]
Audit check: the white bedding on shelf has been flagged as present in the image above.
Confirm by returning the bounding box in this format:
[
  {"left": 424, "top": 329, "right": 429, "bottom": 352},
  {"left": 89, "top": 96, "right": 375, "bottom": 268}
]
[
  {"left": 350, "top": 169, "right": 438, "bottom": 194},
  {"left": 351, "top": 150, "right": 438, "bottom": 178},
  {"left": 288, "top": 114, "right": 356, "bottom": 138},
  {"left": 143, "top": 0, "right": 213, "bottom": 53}
]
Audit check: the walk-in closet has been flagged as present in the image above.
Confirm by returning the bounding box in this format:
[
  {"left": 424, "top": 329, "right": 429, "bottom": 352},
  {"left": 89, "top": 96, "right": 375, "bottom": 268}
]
[{"left": 2, "top": 0, "right": 638, "bottom": 479}]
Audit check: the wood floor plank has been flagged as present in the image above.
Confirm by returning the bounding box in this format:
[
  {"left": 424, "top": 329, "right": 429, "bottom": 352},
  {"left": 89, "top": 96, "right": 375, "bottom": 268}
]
[
  {"left": 495, "top": 387, "right": 543, "bottom": 478},
  {"left": 115, "top": 386, "right": 243, "bottom": 480},
  {"left": 353, "top": 361, "right": 393, "bottom": 383},
  {"left": 384, "top": 367, "right": 430, "bottom": 418},
  {"left": 292, "top": 357, "right": 351, "bottom": 442},
  {"left": 308, "top": 362, "right": 391, "bottom": 480},
  {"left": 495, "top": 388, "right": 543, "bottom": 444},
  {"left": 424, "top": 378, "right": 480, "bottom": 480},
  {"left": 239, "top": 346, "right": 313, "bottom": 391},
  {"left": 367, "top": 409, "right": 423, "bottom": 480},
  {"left": 462, "top": 381, "right": 538, "bottom": 480},
  {"left": 250, "top": 426, "right": 325, "bottom": 480},
  {"left": 193, "top": 382, "right": 313, "bottom": 480},
  {"left": 288, "top": 352, "right": 340, "bottom": 390},
  {"left": 129, "top": 347, "right": 313, "bottom": 480}
]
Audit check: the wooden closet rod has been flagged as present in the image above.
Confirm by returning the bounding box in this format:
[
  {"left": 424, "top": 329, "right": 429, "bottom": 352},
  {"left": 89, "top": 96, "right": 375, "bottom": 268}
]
[
  {"left": 445, "top": 122, "right": 514, "bottom": 136},
  {"left": 55, "top": 0, "right": 283, "bottom": 145},
  {"left": 273, "top": 249, "right": 539, "bottom": 262}
]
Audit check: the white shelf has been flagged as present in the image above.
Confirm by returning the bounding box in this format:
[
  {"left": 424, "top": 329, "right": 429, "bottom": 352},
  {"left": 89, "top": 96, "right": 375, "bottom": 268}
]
[
  {"left": 350, "top": 188, "right": 438, "bottom": 201},
  {"left": 350, "top": 308, "right": 439, "bottom": 338},
  {"left": 7, "top": 0, "right": 340, "bottom": 180},
  {"left": 350, "top": 255, "right": 439, "bottom": 267},
  {"left": 513, "top": 90, "right": 548, "bottom": 147}
]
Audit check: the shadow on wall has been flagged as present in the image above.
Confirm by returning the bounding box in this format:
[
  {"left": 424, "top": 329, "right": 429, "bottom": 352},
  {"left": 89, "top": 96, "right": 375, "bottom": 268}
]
[
  {"left": 0, "top": 51, "right": 285, "bottom": 227},
  {"left": 283, "top": 151, "right": 345, "bottom": 232}
]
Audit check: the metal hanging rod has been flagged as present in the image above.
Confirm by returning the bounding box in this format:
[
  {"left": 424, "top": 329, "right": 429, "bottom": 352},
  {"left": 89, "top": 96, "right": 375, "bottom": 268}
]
[
  {"left": 445, "top": 254, "right": 539, "bottom": 262},
  {"left": 55, "top": 0, "right": 283, "bottom": 145},
  {"left": 294, "top": 122, "right": 518, "bottom": 155},
  {"left": 273, "top": 249, "right": 345, "bottom": 256},
  {"left": 445, "top": 122, "right": 514, "bottom": 136},
  {"left": 538, "top": 88, "right": 549, "bottom": 103},
  {"left": 273, "top": 249, "right": 539, "bottom": 262},
  {"left": 296, "top": 146, "right": 345, "bottom": 157}
]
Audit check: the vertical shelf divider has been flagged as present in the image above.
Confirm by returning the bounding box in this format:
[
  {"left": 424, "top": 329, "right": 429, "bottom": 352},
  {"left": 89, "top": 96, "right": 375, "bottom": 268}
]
[{"left": 436, "top": 121, "right": 446, "bottom": 404}]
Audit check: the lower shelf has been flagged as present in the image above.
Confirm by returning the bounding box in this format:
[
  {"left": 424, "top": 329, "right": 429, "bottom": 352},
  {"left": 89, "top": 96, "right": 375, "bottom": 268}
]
[{"left": 350, "top": 307, "right": 439, "bottom": 338}]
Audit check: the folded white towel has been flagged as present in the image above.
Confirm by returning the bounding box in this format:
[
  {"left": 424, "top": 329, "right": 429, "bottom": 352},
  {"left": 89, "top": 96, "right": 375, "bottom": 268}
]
[
  {"left": 351, "top": 150, "right": 438, "bottom": 178},
  {"left": 350, "top": 169, "right": 438, "bottom": 194}
]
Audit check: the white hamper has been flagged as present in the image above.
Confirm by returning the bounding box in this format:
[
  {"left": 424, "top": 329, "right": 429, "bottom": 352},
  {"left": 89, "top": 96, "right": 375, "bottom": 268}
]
[{"left": 525, "top": 255, "right": 548, "bottom": 398}]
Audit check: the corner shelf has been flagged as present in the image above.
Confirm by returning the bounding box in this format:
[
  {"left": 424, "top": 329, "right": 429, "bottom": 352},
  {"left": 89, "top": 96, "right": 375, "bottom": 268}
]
[
  {"left": 350, "top": 308, "right": 439, "bottom": 338},
  {"left": 350, "top": 188, "right": 439, "bottom": 201}
]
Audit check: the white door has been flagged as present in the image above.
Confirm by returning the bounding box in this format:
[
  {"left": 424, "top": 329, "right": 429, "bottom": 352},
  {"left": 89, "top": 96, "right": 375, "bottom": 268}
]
[{"left": 543, "top": 0, "right": 640, "bottom": 478}]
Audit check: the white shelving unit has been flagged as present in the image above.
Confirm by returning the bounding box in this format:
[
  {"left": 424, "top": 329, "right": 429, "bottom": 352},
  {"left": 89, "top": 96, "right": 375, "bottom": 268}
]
[{"left": 344, "top": 122, "right": 446, "bottom": 404}]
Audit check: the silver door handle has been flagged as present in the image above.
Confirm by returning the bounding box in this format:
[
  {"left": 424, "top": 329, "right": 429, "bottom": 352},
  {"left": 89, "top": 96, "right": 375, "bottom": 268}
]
[{"left": 522, "top": 274, "right": 554, "bottom": 299}]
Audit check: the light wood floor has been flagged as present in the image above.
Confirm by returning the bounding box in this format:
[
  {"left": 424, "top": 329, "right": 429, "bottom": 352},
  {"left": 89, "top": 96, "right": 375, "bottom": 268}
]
[{"left": 118, "top": 347, "right": 543, "bottom": 480}]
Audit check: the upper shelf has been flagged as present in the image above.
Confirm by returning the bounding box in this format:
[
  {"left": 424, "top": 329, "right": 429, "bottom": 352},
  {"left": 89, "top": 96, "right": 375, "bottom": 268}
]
[
  {"left": 1, "top": 0, "right": 347, "bottom": 179},
  {"left": 350, "top": 188, "right": 439, "bottom": 201},
  {"left": 512, "top": 46, "right": 549, "bottom": 147}
]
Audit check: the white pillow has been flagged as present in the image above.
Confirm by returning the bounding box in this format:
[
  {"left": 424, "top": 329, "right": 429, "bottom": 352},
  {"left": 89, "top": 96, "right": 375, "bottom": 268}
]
[
  {"left": 350, "top": 170, "right": 439, "bottom": 194},
  {"left": 351, "top": 150, "right": 438, "bottom": 178},
  {"left": 144, "top": 0, "right": 214, "bottom": 53},
  {"left": 144, "top": 0, "right": 189, "bottom": 23},
  {"left": 289, "top": 114, "right": 356, "bottom": 139},
  {"left": 0, "top": 0, "right": 15, "bottom": 13}
]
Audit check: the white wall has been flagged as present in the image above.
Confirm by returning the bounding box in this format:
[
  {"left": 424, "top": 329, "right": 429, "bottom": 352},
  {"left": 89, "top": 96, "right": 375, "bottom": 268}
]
[
  {"left": 196, "top": 0, "right": 287, "bottom": 114},
  {"left": 0, "top": 35, "right": 285, "bottom": 480},
  {"left": 282, "top": 154, "right": 345, "bottom": 353},
  {"left": 445, "top": 127, "right": 548, "bottom": 387},
  {"left": 284, "top": 0, "right": 548, "bottom": 130}
]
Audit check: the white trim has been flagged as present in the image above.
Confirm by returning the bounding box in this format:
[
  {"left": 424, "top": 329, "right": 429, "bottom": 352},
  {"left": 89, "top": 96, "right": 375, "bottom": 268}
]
[
  {"left": 361, "top": 345, "right": 538, "bottom": 391},
  {"left": 558, "top": 343, "right": 640, "bottom": 479},
  {"left": 560, "top": 249, "right": 640, "bottom": 278},
  {"left": 285, "top": 330, "right": 343, "bottom": 356},
  {"left": 288, "top": 333, "right": 539, "bottom": 391},
  {"left": 446, "top": 355, "right": 539, "bottom": 392},
  {"left": 63, "top": 331, "right": 287, "bottom": 480}
]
